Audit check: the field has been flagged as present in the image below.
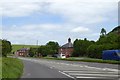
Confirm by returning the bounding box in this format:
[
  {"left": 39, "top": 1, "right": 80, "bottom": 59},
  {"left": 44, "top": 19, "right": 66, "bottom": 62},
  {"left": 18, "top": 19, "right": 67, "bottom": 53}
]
[
  {"left": 12, "top": 44, "right": 39, "bottom": 52},
  {"left": 2, "top": 57, "right": 23, "bottom": 79}
]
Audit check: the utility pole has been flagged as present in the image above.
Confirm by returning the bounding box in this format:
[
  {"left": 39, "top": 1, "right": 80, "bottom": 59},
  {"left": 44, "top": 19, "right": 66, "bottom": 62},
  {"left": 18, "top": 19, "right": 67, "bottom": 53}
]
[{"left": 36, "top": 40, "right": 38, "bottom": 46}]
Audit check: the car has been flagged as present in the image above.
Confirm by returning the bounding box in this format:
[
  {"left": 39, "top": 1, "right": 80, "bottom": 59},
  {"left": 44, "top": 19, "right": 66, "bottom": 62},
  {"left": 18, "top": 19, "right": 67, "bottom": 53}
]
[{"left": 57, "top": 53, "right": 66, "bottom": 58}]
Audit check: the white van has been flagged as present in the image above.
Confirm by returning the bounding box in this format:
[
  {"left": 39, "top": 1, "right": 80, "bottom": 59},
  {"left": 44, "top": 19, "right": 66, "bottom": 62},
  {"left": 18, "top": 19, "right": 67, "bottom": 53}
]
[{"left": 57, "top": 53, "right": 66, "bottom": 58}]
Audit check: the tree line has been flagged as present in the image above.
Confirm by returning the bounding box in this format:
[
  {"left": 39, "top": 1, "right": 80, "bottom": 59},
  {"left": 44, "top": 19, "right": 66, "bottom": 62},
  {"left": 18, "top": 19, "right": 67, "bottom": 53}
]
[
  {"left": 29, "top": 41, "right": 59, "bottom": 57},
  {"left": 72, "top": 27, "right": 120, "bottom": 59}
]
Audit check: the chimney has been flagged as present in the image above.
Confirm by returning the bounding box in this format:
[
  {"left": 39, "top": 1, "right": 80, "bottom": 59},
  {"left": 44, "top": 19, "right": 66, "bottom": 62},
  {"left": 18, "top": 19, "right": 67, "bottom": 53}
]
[{"left": 68, "top": 38, "right": 71, "bottom": 43}]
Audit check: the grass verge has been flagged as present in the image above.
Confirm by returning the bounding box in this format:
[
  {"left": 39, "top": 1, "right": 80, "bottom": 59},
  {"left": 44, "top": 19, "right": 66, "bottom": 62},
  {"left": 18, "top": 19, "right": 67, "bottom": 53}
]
[
  {"left": 2, "top": 57, "right": 23, "bottom": 80},
  {"left": 0, "top": 58, "right": 2, "bottom": 79},
  {"left": 43, "top": 57, "right": 120, "bottom": 64}
]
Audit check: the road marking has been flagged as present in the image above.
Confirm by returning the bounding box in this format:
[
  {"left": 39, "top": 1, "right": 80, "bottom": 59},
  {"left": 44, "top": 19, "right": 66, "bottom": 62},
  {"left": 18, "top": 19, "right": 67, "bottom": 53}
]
[
  {"left": 102, "top": 68, "right": 119, "bottom": 72},
  {"left": 59, "top": 71, "right": 75, "bottom": 79},
  {"left": 76, "top": 76, "right": 106, "bottom": 79},
  {"left": 63, "top": 71, "right": 117, "bottom": 74},
  {"left": 26, "top": 73, "right": 31, "bottom": 76},
  {"left": 85, "top": 66, "right": 119, "bottom": 72},
  {"left": 50, "top": 67, "right": 53, "bottom": 69},
  {"left": 69, "top": 73, "right": 118, "bottom": 77}
]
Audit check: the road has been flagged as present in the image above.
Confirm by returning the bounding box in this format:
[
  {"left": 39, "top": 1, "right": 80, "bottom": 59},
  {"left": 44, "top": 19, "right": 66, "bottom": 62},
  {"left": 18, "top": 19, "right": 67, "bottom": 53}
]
[{"left": 19, "top": 57, "right": 120, "bottom": 80}]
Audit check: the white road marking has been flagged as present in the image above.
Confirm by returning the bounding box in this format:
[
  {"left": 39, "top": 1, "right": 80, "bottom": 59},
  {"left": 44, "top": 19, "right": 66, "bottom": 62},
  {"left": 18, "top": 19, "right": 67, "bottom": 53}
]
[
  {"left": 26, "top": 73, "right": 31, "bottom": 76},
  {"left": 102, "top": 68, "right": 119, "bottom": 72},
  {"left": 63, "top": 71, "right": 117, "bottom": 74},
  {"left": 76, "top": 76, "right": 106, "bottom": 79},
  {"left": 59, "top": 71, "right": 75, "bottom": 79},
  {"left": 69, "top": 73, "right": 118, "bottom": 77},
  {"left": 85, "top": 66, "right": 119, "bottom": 72},
  {"left": 50, "top": 67, "right": 53, "bottom": 69}
]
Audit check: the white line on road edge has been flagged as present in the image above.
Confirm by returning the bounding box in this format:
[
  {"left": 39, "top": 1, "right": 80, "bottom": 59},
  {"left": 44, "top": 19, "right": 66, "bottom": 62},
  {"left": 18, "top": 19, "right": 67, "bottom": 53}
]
[{"left": 59, "top": 71, "right": 75, "bottom": 79}]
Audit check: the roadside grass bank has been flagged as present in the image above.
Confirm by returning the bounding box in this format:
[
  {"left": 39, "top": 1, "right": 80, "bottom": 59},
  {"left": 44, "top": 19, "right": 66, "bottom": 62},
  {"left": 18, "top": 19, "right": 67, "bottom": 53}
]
[
  {"left": 0, "top": 58, "right": 2, "bottom": 79},
  {"left": 2, "top": 57, "right": 23, "bottom": 80},
  {"left": 43, "top": 57, "right": 120, "bottom": 64}
]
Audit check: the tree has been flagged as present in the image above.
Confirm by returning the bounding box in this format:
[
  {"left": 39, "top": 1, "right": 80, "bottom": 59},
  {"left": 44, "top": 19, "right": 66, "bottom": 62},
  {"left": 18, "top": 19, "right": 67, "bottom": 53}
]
[
  {"left": 87, "top": 44, "right": 104, "bottom": 59},
  {"left": 72, "top": 39, "right": 94, "bottom": 57},
  {"left": 72, "top": 39, "right": 79, "bottom": 57},
  {"left": 46, "top": 41, "right": 59, "bottom": 55},
  {"left": 100, "top": 28, "right": 106, "bottom": 36},
  {"left": 2, "top": 39, "right": 12, "bottom": 57},
  {"left": 29, "top": 47, "right": 38, "bottom": 57},
  {"left": 73, "top": 26, "right": 119, "bottom": 59},
  {"left": 38, "top": 45, "right": 51, "bottom": 57}
]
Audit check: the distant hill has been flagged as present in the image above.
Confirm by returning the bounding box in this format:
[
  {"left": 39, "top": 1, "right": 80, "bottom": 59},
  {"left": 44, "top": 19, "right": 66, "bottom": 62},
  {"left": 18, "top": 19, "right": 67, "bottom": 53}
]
[{"left": 12, "top": 44, "right": 39, "bottom": 52}]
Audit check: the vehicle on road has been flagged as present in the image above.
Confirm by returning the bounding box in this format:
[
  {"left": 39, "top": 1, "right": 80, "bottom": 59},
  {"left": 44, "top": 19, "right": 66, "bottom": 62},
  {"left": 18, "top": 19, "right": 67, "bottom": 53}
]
[
  {"left": 57, "top": 53, "right": 66, "bottom": 58},
  {"left": 102, "top": 50, "right": 120, "bottom": 60}
]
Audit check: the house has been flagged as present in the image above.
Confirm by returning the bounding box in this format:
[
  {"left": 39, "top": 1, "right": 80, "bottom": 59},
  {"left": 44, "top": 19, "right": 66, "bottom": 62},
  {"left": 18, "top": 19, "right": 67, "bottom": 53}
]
[
  {"left": 102, "top": 50, "right": 120, "bottom": 61},
  {"left": 58, "top": 38, "right": 74, "bottom": 58},
  {"left": 15, "top": 48, "right": 29, "bottom": 57}
]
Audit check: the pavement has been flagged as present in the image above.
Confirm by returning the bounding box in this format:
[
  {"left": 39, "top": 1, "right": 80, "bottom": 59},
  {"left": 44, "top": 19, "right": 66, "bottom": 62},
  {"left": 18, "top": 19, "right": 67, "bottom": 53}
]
[{"left": 19, "top": 57, "right": 120, "bottom": 80}]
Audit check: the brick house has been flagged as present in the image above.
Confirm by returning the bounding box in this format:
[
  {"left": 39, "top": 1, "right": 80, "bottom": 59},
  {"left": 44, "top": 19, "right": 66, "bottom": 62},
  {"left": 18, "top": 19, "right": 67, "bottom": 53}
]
[
  {"left": 15, "top": 48, "right": 29, "bottom": 57},
  {"left": 58, "top": 38, "right": 74, "bottom": 58}
]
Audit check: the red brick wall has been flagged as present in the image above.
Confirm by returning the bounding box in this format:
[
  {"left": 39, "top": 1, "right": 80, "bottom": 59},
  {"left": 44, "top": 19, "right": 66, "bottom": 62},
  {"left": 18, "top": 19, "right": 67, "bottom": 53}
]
[
  {"left": 17, "top": 51, "right": 28, "bottom": 57},
  {"left": 58, "top": 48, "right": 74, "bottom": 57}
]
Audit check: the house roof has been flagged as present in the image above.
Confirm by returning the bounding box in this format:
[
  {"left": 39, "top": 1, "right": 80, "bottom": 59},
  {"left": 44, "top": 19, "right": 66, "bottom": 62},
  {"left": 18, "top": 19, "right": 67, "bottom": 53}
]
[
  {"left": 18, "top": 48, "right": 29, "bottom": 51},
  {"left": 61, "top": 42, "right": 73, "bottom": 48},
  {"left": 60, "top": 38, "right": 73, "bottom": 48}
]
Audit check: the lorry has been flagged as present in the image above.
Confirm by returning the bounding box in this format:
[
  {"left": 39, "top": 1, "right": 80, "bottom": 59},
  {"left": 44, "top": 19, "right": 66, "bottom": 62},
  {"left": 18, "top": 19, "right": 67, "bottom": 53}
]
[{"left": 102, "top": 50, "right": 120, "bottom": 61}]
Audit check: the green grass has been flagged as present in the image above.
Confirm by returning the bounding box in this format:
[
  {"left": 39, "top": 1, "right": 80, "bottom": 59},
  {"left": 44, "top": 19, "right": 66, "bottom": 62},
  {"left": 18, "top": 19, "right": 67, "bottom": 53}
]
[
  {"left": 0, "top": 58, "right": 2, "bottom": 79},
  {"left": 12, "top": 44, "right": 39, "bottom": 52},
  {"left": 2, "top": 57, "right": 23, "bottom": 80},
  {"left": 43, "top": 57, "right": 120, "bottom": 64}
]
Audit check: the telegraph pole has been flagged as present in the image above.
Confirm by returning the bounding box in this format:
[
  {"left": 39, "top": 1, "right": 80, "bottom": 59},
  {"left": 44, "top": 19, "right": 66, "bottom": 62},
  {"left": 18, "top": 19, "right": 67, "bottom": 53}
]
[{"left": 36, "top": 40, "right": 38, "bottom": 46}]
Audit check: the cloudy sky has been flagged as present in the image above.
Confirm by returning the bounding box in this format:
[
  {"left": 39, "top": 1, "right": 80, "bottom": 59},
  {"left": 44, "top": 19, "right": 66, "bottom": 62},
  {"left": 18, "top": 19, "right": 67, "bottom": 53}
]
[{"left": 1, "top": 0, "right": 119, "bottom": 45}]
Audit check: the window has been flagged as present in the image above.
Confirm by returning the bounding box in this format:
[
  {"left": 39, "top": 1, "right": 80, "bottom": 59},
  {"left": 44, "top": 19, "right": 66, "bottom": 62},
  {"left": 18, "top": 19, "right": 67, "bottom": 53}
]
[{"left": 114, "top": 52, "right": 117, "bottom": 56}]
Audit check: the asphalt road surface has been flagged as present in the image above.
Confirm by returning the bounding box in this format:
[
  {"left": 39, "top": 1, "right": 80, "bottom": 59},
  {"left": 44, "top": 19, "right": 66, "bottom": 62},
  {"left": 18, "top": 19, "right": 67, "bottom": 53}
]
[{"left": 19, "top": 57, "right": 120, "bottom": 80}]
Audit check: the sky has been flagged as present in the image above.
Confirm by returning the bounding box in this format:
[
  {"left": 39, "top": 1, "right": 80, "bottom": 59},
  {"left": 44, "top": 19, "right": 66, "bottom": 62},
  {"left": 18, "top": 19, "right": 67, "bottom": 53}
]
[{"left": 0, "top": 0, "right": 119, "bottom": 45}]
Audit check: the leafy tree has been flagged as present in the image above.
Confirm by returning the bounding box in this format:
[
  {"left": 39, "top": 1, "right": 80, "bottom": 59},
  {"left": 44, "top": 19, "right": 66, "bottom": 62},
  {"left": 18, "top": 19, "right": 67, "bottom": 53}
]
[
  {"left": 111, "top": 26, "right": 120, "bottom": 33},
  {"left": 100, "top": 28, "right": 106, "bottom": 36},
  {"left": 72, "top": 26, "right": 120, "bottom": 59},
  {"left": 87, "top": 27, "right": 120, "bottom": 59},
  {"left": 2, "top": 39, "right": 12, "bottom": 57},
  {"left": 87, "top": 44, "right": 104, "bottom": 59},
  {"left": 38, "top": 45, "right": 51, "bottom": 57},
  {"left": 72, "top": 39, "right": 80, "bottom": 57},
  {"left": 46, "top": 41, "right": 59, "bottom": 55},
  {"left": 29, "top": 47, "right": 38, "bottom": 57},
  {"left": 72, "top": 39, "right": 94, "bottom": 57}
]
